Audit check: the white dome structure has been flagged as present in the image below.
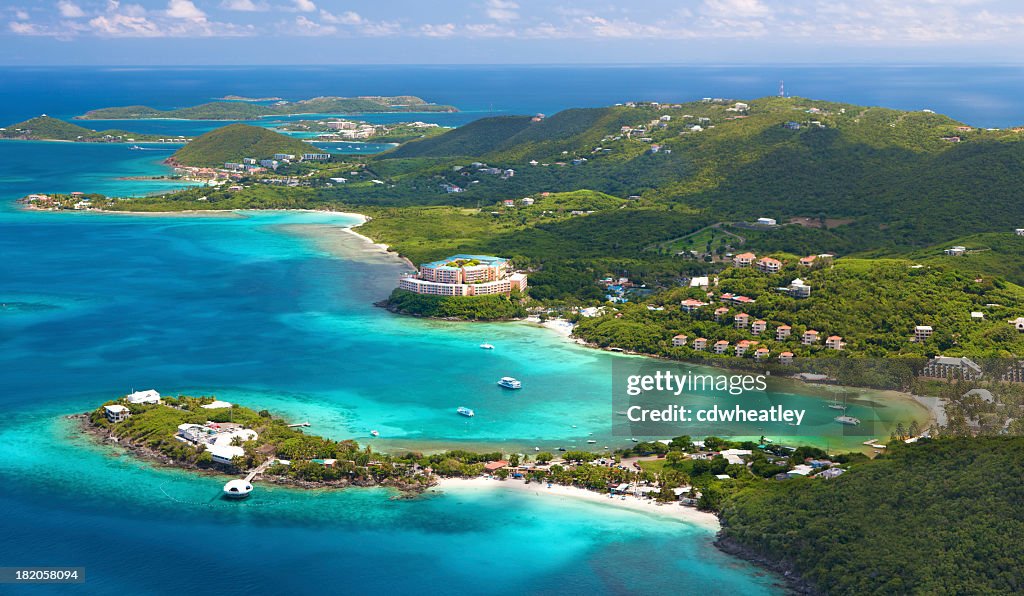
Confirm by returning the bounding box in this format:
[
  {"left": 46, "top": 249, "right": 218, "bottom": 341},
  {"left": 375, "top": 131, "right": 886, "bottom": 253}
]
[{"left": 222, "top": 479, "right": 253, "bottom": 499}]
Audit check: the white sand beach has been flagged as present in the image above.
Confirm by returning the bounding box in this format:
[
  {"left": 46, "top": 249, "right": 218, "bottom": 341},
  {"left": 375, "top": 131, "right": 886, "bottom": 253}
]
[{"left": 435, "top": 476, "right": 720, "bottom": 530}]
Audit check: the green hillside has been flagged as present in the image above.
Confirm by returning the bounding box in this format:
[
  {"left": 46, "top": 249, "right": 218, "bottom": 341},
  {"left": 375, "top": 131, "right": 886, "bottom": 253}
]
[
  {"left": 368, "top": 97, "right": 1024, "bottom": 253},
  {"left": 897, "top": 231, "right": 1024, "bottom": 284},
  {"left": 719, "top": 437, "right": 1024, "bottom": 594},
  {"left": 573, "top": 257, "right": 1024, "bottom": 361},
  {"left": 0, "top": 115, "right": 165, "bottom": 142},
  {"left": 169, "top": 124, "right": 314, "bottom": 167},
  {"left": 77, "top": 95, "right": 457, "bottom": 120}
]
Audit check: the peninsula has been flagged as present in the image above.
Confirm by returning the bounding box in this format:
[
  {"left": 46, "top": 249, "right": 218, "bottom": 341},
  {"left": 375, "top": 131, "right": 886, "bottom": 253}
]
[
  {"left": 75, "top": 95, "right": 458, "bottom": 120},
  {"left": 82, "top": 390, "right": 1024, "bottom": 594}
]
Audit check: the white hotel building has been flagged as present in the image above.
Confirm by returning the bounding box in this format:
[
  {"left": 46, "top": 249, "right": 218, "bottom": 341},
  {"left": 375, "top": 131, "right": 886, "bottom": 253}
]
[{"left": 398, "top": 254, "right": 527, "bottom": 296}]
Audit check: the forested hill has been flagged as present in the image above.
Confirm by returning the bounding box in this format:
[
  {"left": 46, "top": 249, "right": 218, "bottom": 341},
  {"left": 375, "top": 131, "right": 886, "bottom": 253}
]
[
  {"left": 718, "top": 437, "right": 1024, "bottom": 594},
  {"left": 0, "top": 115, "right": 166, "bottom": 142},
  {"left": 168, "top": 124, "right": 312, "bottom": 167},
  {"left": 371, "top": 96, "right": 1024, "bottom": 254}
]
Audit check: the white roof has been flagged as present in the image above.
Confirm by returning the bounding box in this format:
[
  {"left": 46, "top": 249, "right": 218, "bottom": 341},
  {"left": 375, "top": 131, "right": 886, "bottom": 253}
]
[
  {"left": 916, "top": 325, "right": 933, "bottom": 331},
  {"left": 223, "top": 479, "right": 252, "bottom": 491},
  {"left": 789, "top": 464, "right": 814, "bottom": 476},
  {"left": 201, "top": 400, "right": 232, "bottom": 409},
  {"left": 689, "top": 276, "right": 709, "bottom": 287},
  {"left": 615, "top": 483, "right": 631, "bottom": 491},
  {"left": 207, "top": 445, "right": 245, "bottom": 460},
  {"left": 715, "top": 474, "right": 731, "bottom": 480},
  {"left": 104, "top": 404, "right": 129, "bottom": 413},
  {"left": 126, "top": 389, "right": 161, "bottom": 404}
]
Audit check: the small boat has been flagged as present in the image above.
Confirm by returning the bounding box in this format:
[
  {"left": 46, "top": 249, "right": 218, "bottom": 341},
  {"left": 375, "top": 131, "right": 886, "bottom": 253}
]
[
  {"left": 587, "top": 440, "right": 597, "bottom": 444},
  {"left": 223, "top": 479, "right": 253, "bottom": 499},
  {"left": 630, "top": 438, "right": 639, "bottom": 443},
  {"left": 828, "top": 404, "right": 847, "bottom": 411},
  {"left": 497, "top": 377, "right": 522, "bottom": 389},
  {"left": 835, "top": 415, "right": 861, "bottom": 426},
  {"left": 370, "top": 430, "right": 380, "bottom": 437},
  {"left": 480, "top": 343, "right": 495, "bottom": 350},
  {"left": 534, "top": 447, "right": 540, "bottom": 451},
  {"left": 456, "top": 406, "right": 475, "bottom": 417}
]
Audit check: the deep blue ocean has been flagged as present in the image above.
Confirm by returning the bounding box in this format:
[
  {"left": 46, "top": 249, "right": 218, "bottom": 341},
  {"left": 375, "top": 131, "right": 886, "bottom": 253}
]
[{"left": 1, "top": 65, "right": 1018, "bottom": 594}]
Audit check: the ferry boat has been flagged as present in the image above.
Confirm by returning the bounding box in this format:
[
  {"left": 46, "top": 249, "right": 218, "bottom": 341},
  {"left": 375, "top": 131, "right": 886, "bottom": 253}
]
[
  {"left": 222, "top": 479, "right": 253, "bottom": 499},
  {"left": 457, "top": 406, "right": 475, "bottom": 417},
  {"left": 834, "top": 415, "right": 861, "bottom": 426},
  {"left": 497, "top": 377, "right": 522, "bottom": 389},
  {"left": 479, "top": 343, "right": 495, "bottom": 350}
]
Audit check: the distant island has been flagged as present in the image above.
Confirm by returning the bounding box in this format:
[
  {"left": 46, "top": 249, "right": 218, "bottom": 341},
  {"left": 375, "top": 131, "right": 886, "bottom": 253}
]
[
  {"left": 75, "top": 95, "right": 459, "bottom": 121},
  {"left": 215, "top": 95, "right": 284, "bottom": 102},
  {"left": 0, "top": 115, "right": 187, "bottom": 144}
]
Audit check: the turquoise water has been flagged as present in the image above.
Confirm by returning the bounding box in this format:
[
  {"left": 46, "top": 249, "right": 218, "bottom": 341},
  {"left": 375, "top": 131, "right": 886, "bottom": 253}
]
[{"left": 0, "top": 206, "right": 784, "bottom": 593}]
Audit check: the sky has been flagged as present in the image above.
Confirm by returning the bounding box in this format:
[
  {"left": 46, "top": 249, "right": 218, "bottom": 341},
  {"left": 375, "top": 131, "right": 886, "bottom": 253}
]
[{"left": 2, "top": 0, "right": 1024, "bottom": 65}]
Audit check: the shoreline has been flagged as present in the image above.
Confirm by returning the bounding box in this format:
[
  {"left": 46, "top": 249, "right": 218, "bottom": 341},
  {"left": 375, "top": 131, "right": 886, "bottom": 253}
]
[{"left": 433, "top": 476, "right": 720, "bottom": 529}]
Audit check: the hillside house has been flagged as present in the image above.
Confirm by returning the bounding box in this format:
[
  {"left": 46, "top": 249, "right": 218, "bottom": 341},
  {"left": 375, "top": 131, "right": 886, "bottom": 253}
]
[
  {"left": 915, "top": 326, "right": 934, "bottom": 342},
  {"left": 713, "top": 340, "right": 730, "bottom": 354},
  {"left": 779, "top": 351, "right": 794, "bottom": 364},
  {"left": 693, "top": 338, "right": 708, "bottom": 351},
  {"left": 751, "top": 320, "right": 767, "bottom": 335},
  {"left": 776, "top": 325, "right": 792, "bottom": 340},
  {"left": 826, "top": 336, "right": 844, "bottom": 350},
  {"left": 672, "top": 334, "right": 688, "bottom": 347},
  {"left": 757, "top": 257, "right": 782, "bottom": 274},
  {"left": 802, "top": 330, "right": 820, "bottom": 345},
  {"left": 733, "top": 252, "right": 756, "bottom": 267},
  {"left": 734, "top": 313, "right": 750, "bottom": 329}
]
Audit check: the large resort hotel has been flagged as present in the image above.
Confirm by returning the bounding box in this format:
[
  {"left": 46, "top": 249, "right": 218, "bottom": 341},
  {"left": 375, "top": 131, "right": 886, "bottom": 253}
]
[{"left": 398, "top": 254, "right": 528, "bottom": 296}]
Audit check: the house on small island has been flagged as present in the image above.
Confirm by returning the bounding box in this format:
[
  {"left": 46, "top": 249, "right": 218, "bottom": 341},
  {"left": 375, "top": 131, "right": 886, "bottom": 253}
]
[
  {"left": 126, "top": 389, "right": 161, "bottom": 405},
  {"left": 398, "top": 254, "right": 527, "bottom": 297},
  {"left": 104, "top": 404, "right": 130, "bottom": 423}
]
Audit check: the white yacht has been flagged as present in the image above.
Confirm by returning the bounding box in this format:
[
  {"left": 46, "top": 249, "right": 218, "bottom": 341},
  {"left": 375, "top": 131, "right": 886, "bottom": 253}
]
[
  {"left": 223, "top": 479, "right": 253, "bottom": 499},
  {"left": 370, "top": 430, "right": 380, "bottom": 437},
  {"left": 835, "top": 415, "right": 861, "bottom": 426},
  {"left": 480, "top": 343, "right": 495, "bottom": 350},
  {"left": 497, "top": 377, "right": 522, "bottom": 389},
  {"left": 457, "top": 406, "right": 475, "bottom": 417}
]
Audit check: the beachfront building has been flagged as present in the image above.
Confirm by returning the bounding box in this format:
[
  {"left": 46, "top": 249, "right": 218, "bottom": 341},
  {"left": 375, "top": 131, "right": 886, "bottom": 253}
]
[
  {"left": 921, "top": 356, "right": 983, "bottom": 380},
  {"left": 398, "top": 254, "right": 527, "bottom": 297},
  {"left": 779, "top": 351, "right": 794, "bottom": 364},
  {"left": 754, "top": 347, "right": 770, "bottom": 361},
  {"left": 802, "top": 330, "right": 820, "bottom": 345},
  {"left": 776, "top": 325, "right": 792, "bottom": 340},
  {"left": 914, "top": 325, "right": 934, "bottom": 342},
  {"left": 713, "top": 340, "right": 730, "bottom": 354},
  {"left": 104, "top": 404, "right": 130, "bottom": 423},
  {"left": 693, "top": 338, "right": 708, "bottom": 351},
  {"left": 733, "top": 252, "right": 756, "bottom": 267},
  {"left": 672, "top": 334, "right": 688, "bottom": 347}
]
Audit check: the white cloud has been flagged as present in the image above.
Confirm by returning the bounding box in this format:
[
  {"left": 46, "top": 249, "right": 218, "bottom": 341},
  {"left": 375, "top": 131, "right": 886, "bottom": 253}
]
[
  {"left": 485, "top": 0, "right": 518, "bottom": 22},
  {"left": 421, "top": 23, "right": 456, "bottom": 37},
  {"left": 89, "top": 13, "right": 163, "bottom": 36},
  {"left": 166, "top": 0, "right": 206, "bottom": 21},
  {"left": 702, "top": 0, "right": 772, "bottom": 18},
  {"left": 465, "top": 23, "right": 515, "bottom": 37},
  {"left": 292, "top": 0, "right": 316, "bottom": 12},
  {"left": 290, "top": 15, "right": 335, "bottom": 35},
  {"left": 57, "top": 1, "right": 85, "bottom": 18},
  {"left": 320, "top": 9, "right": 363, "bottom": 25},
  {"left": 15, "top": 10, "right": 30, "bottom": 20},
  {"left": 220, "top": 0, "right": 267, "bottom": 11}
]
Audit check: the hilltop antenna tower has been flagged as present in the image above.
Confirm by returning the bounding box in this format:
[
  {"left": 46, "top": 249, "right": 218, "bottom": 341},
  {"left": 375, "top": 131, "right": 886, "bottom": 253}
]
[{"left": 778, "top": 80, "right": 785, "bottom": 97}]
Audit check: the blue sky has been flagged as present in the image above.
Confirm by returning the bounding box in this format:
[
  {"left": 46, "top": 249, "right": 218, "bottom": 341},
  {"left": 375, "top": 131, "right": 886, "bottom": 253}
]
[{"left": 2, "top": 0, "right": 1023, "bottom": 64}]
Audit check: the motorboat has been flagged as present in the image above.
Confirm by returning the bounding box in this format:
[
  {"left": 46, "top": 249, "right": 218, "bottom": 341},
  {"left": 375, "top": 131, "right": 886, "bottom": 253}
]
[
  {"left": 497, "top": 377, "right": 522, "bottom": 389},
  {"left": 457, "top": 406, "right": 475, "bottom": 417},
  {"left": 480, "top": 343, "right": 495, "bottom": 350}
]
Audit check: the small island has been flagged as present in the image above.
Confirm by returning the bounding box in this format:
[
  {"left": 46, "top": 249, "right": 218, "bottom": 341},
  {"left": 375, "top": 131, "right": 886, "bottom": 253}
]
[
  {"left": 0, "top": 115, "right": 188, "bottom": 144},
  {"left": 385, "top": 254, "right": 529, "bottom": 320},
  {"left": 75, "top": 95, "right": 459, "bottom": 121}
]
